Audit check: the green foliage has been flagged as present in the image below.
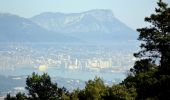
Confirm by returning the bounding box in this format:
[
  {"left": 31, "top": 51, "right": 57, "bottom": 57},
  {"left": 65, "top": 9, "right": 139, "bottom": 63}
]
[
  {"left": 135, "top": 0, "right": 170, "bottom": 74},
  {"left": 83, "top": 77, "right": 105, "bottom": 100},
  {"left": 69, "top": 77, "right": 136, "bottom": 100},
  {"left": 102, "top": 85, "right": 136, "bottom": 100},
  {"left": 124, "top": 0, "right": 170, "bottom": 99},
  {"left": 26, "top": 72, "right": 59, "bottom": 99},
  {"left": 5, "top": 93, "right": 17, "bottom": 100},
  {"left": 125, "top": 71, "right": 159, "bottom": 99},
  {"left": 130, "top": 59, "right": 157, "bottom": 74},
  {"left": 5, "top": 74, "right": 136, "bottom": 100},
  {"left": 5, "top": 92, "right": 26, "bottom": 100},
  {"left": 70, "top": 77, "right": 106, "bottom": 100},
  {"left": 26, "top": 72, "right": 70, "bottom": 100},
  {"left": 15, "top": 92, "right": 26, "bottom": 100}
]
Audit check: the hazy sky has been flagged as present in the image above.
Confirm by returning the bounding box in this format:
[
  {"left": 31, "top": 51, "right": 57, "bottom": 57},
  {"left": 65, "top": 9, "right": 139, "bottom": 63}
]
[{"left": 0, "top": 0, "right": 169, "bottom": 30}]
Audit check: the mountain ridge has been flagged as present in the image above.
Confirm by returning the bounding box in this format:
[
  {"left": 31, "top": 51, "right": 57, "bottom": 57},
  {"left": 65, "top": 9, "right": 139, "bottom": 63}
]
[
  {"left": 0, "top": 9, "right": 138, "bottom": 44},
  {"left": 0, "top": 13, "right": 78, "bottom": 43}
]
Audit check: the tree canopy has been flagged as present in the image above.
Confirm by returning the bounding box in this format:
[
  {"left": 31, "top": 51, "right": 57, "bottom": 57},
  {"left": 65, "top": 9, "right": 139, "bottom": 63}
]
[{"left": 123, "top": 0, "right": 170, "bottom": 99}]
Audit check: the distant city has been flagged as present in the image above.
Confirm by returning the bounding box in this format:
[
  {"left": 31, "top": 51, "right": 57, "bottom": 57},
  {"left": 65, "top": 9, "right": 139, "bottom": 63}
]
[
  {"left": 0, "top": 43, "right": 136, "bottom": 73},
  {"left": 0, "top": 43, "right": 138, "bottom": 97}
]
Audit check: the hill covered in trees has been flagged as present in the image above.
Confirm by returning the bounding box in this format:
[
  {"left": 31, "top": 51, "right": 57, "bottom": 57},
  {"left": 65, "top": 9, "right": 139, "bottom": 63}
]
[{"left": 5, "top": 0, "right": 170, "bottom": 100}]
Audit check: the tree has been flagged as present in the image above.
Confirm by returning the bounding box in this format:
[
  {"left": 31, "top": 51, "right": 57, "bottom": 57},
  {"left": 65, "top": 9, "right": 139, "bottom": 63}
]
[
  {"left": 69, "top": 77, "right": 136, "bottom": 100},
  {"left": 134, "top": 0, "right": 170, "bottom": 74},
  {"left": 25, "top": 72, "right": 69, "bottom": 100},
  {"left": 84, "top": 77, "right": 106, "bottom": 100},
  {"left": 102, "top": 85, "right": 136, "bottom": 100},
  {"left": 5, "top": 73, "right": 69, "bottom": 100},
  {"left": 70, "top": 77, "right": 106, "bottom": 100},
  {"left": 123, "top": 0, "right": 170, "bottom": 99},
  {"left": 5, "top": 93, "right": 17, "bottom": 100},
  {"left": 5, "top": 92, "right": 26, "bottom": 100},
  {"left": 130, "top": 59, "right": 157, "bottom": 75}
]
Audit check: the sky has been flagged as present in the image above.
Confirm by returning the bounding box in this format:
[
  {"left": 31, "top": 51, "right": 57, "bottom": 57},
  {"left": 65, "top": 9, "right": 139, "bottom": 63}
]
[{"left": 0, "top": 0, "right": 169, "bottom": 30}]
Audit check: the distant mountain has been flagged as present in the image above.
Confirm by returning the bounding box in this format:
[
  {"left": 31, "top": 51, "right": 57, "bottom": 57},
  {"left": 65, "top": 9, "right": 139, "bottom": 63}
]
[
  {"left": 30, "top": 9, "right": 137, "bottom": 43},
  {"left": 0, "top": 10, "right": 138, "bottom": 44},
  {"left": 0, "top": 13, "right": 77, "bottom": 43}
]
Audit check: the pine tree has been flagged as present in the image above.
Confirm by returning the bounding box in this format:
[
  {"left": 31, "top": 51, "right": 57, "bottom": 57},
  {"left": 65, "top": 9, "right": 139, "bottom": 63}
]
[
  {"left": 124, "top": 0, "right": 170, "bottom": 99},
  {"left": 26, "top": 72, "right": 69, "bottom": 100},
  {"left": 135, "top": 0, "right": 170, "bottom": 74}
]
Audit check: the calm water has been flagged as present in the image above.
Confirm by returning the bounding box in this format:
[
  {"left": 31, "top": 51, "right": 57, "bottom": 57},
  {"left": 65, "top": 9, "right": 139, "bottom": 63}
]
[{"left": 0, "top": 67, "right": 126, "bottom": 81}]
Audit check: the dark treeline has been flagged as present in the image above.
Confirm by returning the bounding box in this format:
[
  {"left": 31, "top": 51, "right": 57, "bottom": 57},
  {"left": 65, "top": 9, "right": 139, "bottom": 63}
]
[{"left": 5, "top": 0, "right": 170, "bottom": 100}]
